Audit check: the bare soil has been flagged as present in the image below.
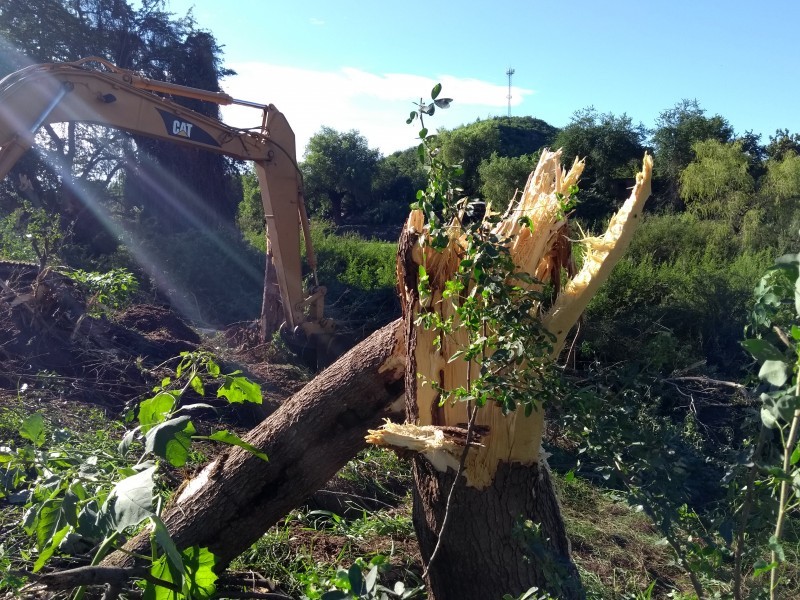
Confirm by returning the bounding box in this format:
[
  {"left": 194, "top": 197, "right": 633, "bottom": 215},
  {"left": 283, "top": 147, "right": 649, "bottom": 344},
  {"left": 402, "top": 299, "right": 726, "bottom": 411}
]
[{"left": 0, "top": 262, "right": 306, "bottom": 412}]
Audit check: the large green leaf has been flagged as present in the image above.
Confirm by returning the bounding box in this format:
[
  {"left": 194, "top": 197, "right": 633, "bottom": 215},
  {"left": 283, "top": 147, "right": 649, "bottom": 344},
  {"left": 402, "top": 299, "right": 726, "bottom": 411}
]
[
  {"left": 217, "top": 374, "right": 261, "bottom": 405},
  {"left": 143, "top": 554, "right": 181, "bottom": 600},
  {"left": 145, "top": 417, "right": 196, "bottom": 468},
  {"left": 152, "top": 516, "right": 186, "bottom": 595},
  {"left": 19, "top": 413, "right": 46, "bottom": 447},
  {"left": 182, "top": 546, "right": 217, "bottom": 600},
  {"left": 103, "top": 465, "right": 156, "bottom": 533},
  {"left": 741, "top": 338, "right": 785, "bottom": 363},
  {"left": 35, "top": 498, "right": 65, "bottom": 550},
  {"left": 761, "top": 392, "right": 800, "bottom": 429},
  {"left": 759, "top": 359, "right": 791, "bottom": 387},
  {"left": 33, "top": 524, "right": 69, "bottom": 572},
  {"left": 139, "top": 392, "right": 178, "bottom": 433}
]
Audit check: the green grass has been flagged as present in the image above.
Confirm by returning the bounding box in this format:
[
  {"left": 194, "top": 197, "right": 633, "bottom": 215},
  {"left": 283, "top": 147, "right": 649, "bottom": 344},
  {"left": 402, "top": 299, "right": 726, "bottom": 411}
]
[{"left": 556, "top": 474, "right": 691, "bottom": 599}]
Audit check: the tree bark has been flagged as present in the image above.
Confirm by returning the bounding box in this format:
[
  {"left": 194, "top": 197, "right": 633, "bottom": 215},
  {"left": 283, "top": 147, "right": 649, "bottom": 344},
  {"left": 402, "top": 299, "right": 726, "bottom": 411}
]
[
  {"left": 413, "top": 458, "right": 584, "bottom": 600},
  {"left": 103, "top": 318, "right": 405, "bottom": 570}
]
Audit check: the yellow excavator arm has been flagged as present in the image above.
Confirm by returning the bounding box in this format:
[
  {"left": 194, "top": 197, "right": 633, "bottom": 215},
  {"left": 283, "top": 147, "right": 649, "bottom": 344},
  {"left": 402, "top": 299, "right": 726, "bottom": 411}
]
[{"left": 0, "top": 57, "right": 329, "bottom": 337}]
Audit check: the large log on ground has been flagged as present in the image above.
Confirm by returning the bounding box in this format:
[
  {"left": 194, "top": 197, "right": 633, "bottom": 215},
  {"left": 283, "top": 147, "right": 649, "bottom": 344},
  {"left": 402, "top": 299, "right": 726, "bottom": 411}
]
[{"left": 103, "top": 318, "right": 405, "bottom": 569}]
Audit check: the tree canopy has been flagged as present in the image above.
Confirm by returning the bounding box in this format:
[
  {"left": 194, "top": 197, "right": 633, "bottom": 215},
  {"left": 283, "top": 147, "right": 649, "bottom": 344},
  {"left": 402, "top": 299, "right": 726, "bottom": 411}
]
[
  {"left": 301, "top": 127, "right": 381, "bottom": 225},
  {"left": 554, "top": 107, "right": 647, "bottom": 223}
]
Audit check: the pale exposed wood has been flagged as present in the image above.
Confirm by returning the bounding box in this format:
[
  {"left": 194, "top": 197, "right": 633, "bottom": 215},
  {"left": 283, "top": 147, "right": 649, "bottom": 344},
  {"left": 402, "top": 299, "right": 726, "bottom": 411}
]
[{"left": 374, "top": 150, "right": 653, "bottom": 488}]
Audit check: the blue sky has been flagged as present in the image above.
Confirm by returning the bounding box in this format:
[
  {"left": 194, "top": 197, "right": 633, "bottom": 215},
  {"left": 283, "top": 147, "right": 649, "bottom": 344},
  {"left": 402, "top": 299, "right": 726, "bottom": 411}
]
[{"left": 163, "top": 0, "right": 799, "bottom": 156}]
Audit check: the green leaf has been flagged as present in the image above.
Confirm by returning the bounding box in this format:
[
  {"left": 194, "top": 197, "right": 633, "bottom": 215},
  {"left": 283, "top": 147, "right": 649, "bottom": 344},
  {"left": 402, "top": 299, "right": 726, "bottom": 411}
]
[
  {"left": 182, "top": 546, "right": 217, "bottom": 600},
  {"left": 33, "top": 524, "right": 69, "bottom": 572},
  {"left": 769, "top": 534, "right": 786, "bottom": 562},
  {"left": 143, "top": 554, "right": 181, "bottom": 600},
  {"left": 103, "top": 465, "right": 156, "bottom": 533},
  {"left": 118, "top": 428, "right": 138, "bottom": 456},
  {"left": 759, "top": 359, "right": 791, "bottom": 386},
  {"left": 145, "top": 417, "right": 196, "bottom": 468},
  {"left": 138, "top": 392, "right": 178, "bottom": 433},
  {"left": 199, "top": 431, "right": 268, "bottom": 462},
  {"left": 217, "top": 375, "right": 262, "bottom": 405},
  {"left": 742, "top": 339, "right": 785, "bottom": 363},
  {"left": 189, "top": 375, "right": 204, "bottom": 396},
  {"left": 348, "top": 564, "right": 363, "bottom": 595},
  {"left": 35, "top": 499, "right": 65, "bottom": 550},
  {"left": 791, "top": 444, "right": 800, "bottom": 466},
  {"left": 431, "top": 83, "right": 442, "bottom": 100},
  {"left": 753, "top": 559, "right": 778, "bottom": 577},
  {"left": 796, "top": 272, "right": 800, "bottom": 317},
  {"left": 151, "top": 516, "right": 186, "bottom": 595},
  {"left": 205, "top": 358, "right": 221, "bottom": 378},
  {"left": 19, "top": 413, "right": 46, "bottom": 447}
]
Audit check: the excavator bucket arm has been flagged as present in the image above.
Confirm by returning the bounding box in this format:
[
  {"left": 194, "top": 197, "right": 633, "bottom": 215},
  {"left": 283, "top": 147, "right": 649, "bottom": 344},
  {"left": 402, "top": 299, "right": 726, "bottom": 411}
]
[{"left": 0, "top": 58, "right": 328, "bottom": 336}]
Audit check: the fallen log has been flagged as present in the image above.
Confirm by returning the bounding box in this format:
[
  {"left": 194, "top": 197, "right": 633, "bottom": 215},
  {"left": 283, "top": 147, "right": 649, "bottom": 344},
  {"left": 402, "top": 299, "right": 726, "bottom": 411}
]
[{"left": 102, "top": 318, "right": 405, "bottom": 570}]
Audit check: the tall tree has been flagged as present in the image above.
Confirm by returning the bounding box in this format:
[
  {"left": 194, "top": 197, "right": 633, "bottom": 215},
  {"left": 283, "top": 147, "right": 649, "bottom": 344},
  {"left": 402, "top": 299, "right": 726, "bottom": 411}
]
[
  {"left": 652, "top": 99, "right": 734, "bottom": 207},
  {"left": 371, "top": 148, "right": 425, "bottom": 225},
  {"left": 478, "top": 151, "right": 539, "bottom": 212},
  {"left": 680, "top": 139, "right": 755, "bottom": 222},
  {"left": 765, "top": 129, "right": 800, "bottom": 161},
  {"left": 0, "top": 0, "right": 238, "bottom": 242},
  {"left": 302, "top": 127, "right": 380, "bottom": 225},
  {"left": 439, "top": 116, "right": 556, "bottom": 200},
  {"left": 553, "top": 108, "right": 646, "bottom": 224},
  {"left": 123, "top": 28, "right": 240, "bottom": 232}
]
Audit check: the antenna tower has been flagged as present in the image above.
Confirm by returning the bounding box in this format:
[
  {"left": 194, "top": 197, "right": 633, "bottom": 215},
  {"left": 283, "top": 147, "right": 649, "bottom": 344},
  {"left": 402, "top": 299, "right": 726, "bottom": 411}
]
[{"left": 506, "top": 67, "right": 515, "bottom": 118}]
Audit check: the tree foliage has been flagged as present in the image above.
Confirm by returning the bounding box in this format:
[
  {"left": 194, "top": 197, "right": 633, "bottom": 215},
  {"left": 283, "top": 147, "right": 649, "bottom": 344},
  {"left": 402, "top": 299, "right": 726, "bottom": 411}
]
[
  {"left": 439, "top": 116, "right": 556, "bottom": 199},
  {"left": 680, "top": 140, "right": 755, "bottom": 220},
  {"left": 652, "top": 99, "right": 734, "bottom": 203},
  {"left": 477, "top": 152, "right": 539, "bottom": 213},
  {"left": 302, "top": 127, "right": 380, "bottom": 225},
  {"left": 370, "top": 148, "right": 425, "bottom": 224},
  {"left": 0, "top": 0, "right": 238, "bottom": 243},
  {"left": 553, "top": 108, "right": 646, "bottom": 224}
]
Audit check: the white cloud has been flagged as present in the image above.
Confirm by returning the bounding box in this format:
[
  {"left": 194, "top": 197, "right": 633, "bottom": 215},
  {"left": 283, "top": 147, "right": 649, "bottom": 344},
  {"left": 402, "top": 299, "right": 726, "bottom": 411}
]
[{"left": 220, "top": 63, "right": 534, "bottom": 156}]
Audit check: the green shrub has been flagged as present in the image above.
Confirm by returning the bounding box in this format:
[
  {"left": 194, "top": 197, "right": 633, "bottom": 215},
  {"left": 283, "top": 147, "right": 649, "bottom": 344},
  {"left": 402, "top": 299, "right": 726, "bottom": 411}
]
[{"left": 583, "top": 214, "right": 773, "bottom": 375}]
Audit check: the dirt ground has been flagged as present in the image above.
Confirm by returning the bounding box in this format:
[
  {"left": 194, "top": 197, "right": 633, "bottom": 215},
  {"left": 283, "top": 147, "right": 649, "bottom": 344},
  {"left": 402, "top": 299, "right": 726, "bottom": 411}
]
[{"left": 0, "top": 261, "right": 308, "bottom": 414}]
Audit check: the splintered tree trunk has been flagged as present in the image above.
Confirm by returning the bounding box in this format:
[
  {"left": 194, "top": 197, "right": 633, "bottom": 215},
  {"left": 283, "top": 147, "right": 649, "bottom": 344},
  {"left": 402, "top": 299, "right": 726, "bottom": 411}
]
[
  {"left": 403, "top": 301, "right": 583, "bottom": 600},
  {"left": 370, "top": 151, "right": 653, "bottom": 600},
  {"left": 103, "top": 319, "right": 405, "bottom": 569}
]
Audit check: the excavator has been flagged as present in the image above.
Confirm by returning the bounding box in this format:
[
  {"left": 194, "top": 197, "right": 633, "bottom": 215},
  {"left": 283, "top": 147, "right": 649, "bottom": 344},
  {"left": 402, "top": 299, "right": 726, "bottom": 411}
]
[{"left": 0, "top": 57, "right": 335, "bottom": 350}]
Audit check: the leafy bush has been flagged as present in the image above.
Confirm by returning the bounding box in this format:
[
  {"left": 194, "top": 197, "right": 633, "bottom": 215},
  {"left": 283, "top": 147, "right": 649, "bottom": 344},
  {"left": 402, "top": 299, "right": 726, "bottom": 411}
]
[
  {"left": 308, "top": 222, "right": 399, "bottom": 334},
  {"left": 582, "top": 214, "right": 772, "bottom": 375},
  {"left": 64, "top": 267, "right": 139, "bottom": 316},
  {"left": 0, "top": 352, "right": 266, "bottom": 597}
]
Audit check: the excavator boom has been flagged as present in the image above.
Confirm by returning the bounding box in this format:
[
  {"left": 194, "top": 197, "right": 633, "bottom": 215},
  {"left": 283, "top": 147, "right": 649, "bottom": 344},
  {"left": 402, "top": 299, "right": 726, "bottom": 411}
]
[{"left": 0, "top": 58, "right": 329, "bottom": 338}]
